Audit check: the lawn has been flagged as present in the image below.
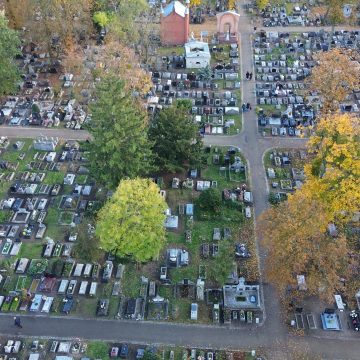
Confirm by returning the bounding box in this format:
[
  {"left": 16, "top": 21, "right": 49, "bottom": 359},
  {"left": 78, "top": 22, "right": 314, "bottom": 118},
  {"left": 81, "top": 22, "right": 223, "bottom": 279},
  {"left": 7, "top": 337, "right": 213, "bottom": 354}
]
[
  {"left": 44, "top": 171, "right": 64, "bottom": 185},
  {"left": 86, "top": 341, "right": 110, "bottom": 360},
  {"left": 17, "top": 243, "right": 43, "bottom": 259}
]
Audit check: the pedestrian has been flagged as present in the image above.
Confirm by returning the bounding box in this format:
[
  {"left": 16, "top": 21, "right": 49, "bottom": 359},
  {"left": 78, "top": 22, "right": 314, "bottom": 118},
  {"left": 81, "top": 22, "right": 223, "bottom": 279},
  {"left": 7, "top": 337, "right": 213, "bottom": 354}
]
[
  {"left": 242, "top": 103, "right": 246, "bottom": 112},
  {"left": 246, "top": 102, "right": 251, "bottom": 110},
  {"left": 253, "top": 26, "right": 257, "bottom": 34},
  {"left": 249, "top": 72, "right": 253, "bottom": 80},
  {"left": 245, "top": 71, "right": 249, "bottom": 80},
  {"left": 14, "top": 316, "right": 22, "bottom": 328}
]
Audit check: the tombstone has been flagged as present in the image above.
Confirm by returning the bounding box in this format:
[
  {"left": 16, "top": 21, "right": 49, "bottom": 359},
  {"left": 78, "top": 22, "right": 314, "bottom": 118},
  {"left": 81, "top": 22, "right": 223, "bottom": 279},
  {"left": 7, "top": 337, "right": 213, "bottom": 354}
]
[{"left": 196, "top": 279, "right": 205, "bottom": 301}]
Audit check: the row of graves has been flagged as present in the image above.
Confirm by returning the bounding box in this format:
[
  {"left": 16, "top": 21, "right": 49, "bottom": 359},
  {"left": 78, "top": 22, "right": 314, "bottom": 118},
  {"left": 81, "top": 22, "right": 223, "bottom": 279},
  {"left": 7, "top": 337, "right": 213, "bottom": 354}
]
[
  {"left": 147, "top": 42, "right": 241, "bottom": 135},
  {"left": 0, "top": 137, "right": 124, "bottom": 317},
  {"left": 0, "top": 42, "right": 91, "bottom": 130},
  {"left": 0, "top": 336, "right": 253, "bottom": 360},
  {"left": 254, "top": 30, "right": 360, "bottom": 137}
]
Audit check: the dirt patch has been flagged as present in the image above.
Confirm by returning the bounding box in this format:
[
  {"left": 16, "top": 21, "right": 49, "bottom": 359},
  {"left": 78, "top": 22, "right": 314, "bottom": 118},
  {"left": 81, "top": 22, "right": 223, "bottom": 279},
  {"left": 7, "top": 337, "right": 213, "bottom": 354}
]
[{"left": 190, "top": 16, "right": 218, "bottom": 38}]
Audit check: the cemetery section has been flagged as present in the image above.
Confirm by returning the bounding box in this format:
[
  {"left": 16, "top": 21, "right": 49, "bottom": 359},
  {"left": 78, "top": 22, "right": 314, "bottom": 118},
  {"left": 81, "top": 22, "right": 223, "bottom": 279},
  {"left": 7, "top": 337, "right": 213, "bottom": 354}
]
[
  {"left": 0, "top": 137, "right": 261, "bottom": 325},
  {"left": 254, "top": 30, "right": 359, "bottom": 137}
]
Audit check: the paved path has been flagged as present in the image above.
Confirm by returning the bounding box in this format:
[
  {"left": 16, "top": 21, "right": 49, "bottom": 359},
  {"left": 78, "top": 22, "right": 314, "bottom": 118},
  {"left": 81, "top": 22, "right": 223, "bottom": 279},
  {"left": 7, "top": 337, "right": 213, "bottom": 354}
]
[{"left": 0, "top": 126, "right": 89, "bottom": 141}]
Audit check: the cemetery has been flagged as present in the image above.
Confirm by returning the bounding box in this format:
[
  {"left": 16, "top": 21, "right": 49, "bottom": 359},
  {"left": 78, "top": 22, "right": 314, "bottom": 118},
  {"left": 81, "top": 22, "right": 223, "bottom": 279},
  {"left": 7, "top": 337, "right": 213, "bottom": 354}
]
[
  {"left": 0, "top": 136, "right": 260, "bottom": 324},
  {"left": 254, "top": 29, "right": 360, "bottom": 136},
  {"left": 117, "top": 146, "right": 260, "bottom": 324}
]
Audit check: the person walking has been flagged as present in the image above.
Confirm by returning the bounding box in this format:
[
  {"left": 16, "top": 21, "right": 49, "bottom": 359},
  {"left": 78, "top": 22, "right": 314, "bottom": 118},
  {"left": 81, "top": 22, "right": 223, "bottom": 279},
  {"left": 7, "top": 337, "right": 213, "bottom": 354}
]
[
  {"left": 242, "top": 103, "right": 246, "bottom": 112},
  {"left": 245, "top": 71, "right": 249, "bottom": 80},
  {"left": 246, "top": 102, "right": 251, "bottom": 111},
  {"left": 249, "top": 72, "right": 253, "bottom": 80},
  {"left": 14, "top": 316, "right": 22, "bottom": 328}
]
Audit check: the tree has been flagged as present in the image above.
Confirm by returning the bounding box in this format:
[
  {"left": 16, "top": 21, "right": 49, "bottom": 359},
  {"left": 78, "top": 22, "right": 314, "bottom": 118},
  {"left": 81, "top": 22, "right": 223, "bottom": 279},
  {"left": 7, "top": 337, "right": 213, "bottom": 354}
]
[
  {"left": 27, "top": 0, "right": 93, "bottom": 55},
  {"left": 93, "top": 11, "right": 110, "bottom": 28},
  {"left": 304, "top": 113, "right": 360, "bottom": 219},
  {"left": 96, "top": 178, "right": 167, "bottom": 263},
  {"left": 100, "top": 0, "right": 148, "bottom": 43},
  {"left": 4, "top": 0, "right": 31, "bottom": 29},
  {"left": 256, "top": 0, "right": 269, "bottom": 11},
  {"left": 0, "top": 15, "right": 21, "bottom": 95},
  {"left": 73, "top": 222, "right": 101, "bottom": 262},
  {"left": 259, "top": 113, "right": 359, "bottom": 301},
  {"left": 196, "top": 188, "right": 222, "bottom": 213},
  {"left": 190, "top": 0, "right": 202, "bottom": 6},
  {"left": 259, "top": 192, "right": 349, "bottom": 301},
  {"left": 148, "top": 103, "right": 203, "bottom": 172},
  {"left": 307, "top": 48, "right": 360, "bottom": 114},
  {"left": 228, "top": 0, "right": 236, "bottom": 10},
  {"left": 323, "top": 0, "right": 357, "bottom": 26},
  {"left": 94, "top": 41, "right": 152, "bottom": 95},
  {"left": 86, "top": 76, "right": 154, "bottom": 188}
]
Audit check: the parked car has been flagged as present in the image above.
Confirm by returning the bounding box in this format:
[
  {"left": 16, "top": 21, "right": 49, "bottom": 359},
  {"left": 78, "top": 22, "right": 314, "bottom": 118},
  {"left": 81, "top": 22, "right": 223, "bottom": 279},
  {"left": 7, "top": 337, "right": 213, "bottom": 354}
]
[
  {"left": 110, "top": 347, "right": 119, "bottom": 358},
  {"left": 119, "top": 344, "right": 129, "bottom": 358}
]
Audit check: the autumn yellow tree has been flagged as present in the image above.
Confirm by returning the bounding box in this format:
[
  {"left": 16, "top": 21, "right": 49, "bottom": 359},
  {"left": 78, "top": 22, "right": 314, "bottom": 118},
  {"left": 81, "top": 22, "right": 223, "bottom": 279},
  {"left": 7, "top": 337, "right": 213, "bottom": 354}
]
[
  {"left": 304, "top": 113, "right": 360, "bottom": 219},
  {"left": 94, "top": 41, "right": 151, "bottom": 96},
  {"left": 256, "top": 0, "right": 269, "bottom": 11},
  {"left": 259, "top": 113, "right": 359, "bottom": 301},
  {"left": 259, "top": 192, "right": 349, "bottom": 301},
  {"left": 27, "top": 0, "right": 93, "bottom": 55},
  {"left": 190, "top": 0, "right": 202, "bottom": 6},
  {"left": 228, "top": 0, "right": 236, "bottom": 10},
  {"left": 307, "top": 48, "right": 360, "bottom": 114}
]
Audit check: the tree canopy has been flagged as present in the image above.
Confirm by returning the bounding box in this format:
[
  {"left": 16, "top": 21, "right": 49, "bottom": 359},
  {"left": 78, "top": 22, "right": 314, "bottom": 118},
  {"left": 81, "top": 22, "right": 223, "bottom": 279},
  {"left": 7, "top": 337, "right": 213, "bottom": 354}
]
[
  {"left": 259, "top": 192, "right": 349, "bottom": 301},
  {"left": 304, "top": 113, "right": 360, "bottom": 219},
  {"left": 0, "top": 15, "right": 21, "bottom": 95},
  {"left": 86, "top": 76, "right": 154, "bottom": 188},
  {"left": 148, "top": 103, "right": 203, "bottom": 172},
  {"left": 96, "top": 178, "right": 167, "bottom": 262},
  {"left": 307, "top": 48, "right": 360, "bottom": 114},
  {"left": 259, "top": 113, "right": 359, "bottom": 300}
]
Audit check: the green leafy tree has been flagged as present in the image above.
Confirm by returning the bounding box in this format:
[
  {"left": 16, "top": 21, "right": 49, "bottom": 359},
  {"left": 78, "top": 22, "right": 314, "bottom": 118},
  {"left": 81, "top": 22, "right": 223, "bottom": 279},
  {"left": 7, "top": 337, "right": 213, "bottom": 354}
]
[
  {"left": 149, "top": 103, "right": 203, "bottom": 172},
  {"left": 86, "top": 76, "right": 154, "bottom": 188},
  {"left": 196, "top": 188, "right": 222, "bottom": 213},
  {"left": 198, "top": 65, "right": 212, "bottom": 81},
  {"left": 99, "top": 0, "right": 148, "bottom": 43},
  {"left": 93, "top": 11, "right": 110, "bottom": 28},
  {"left": 96, "top": 178, "right": 167, "bottom": 263},
  {"left": 0, "top": 15, "right": 20, "bottom": 95}
]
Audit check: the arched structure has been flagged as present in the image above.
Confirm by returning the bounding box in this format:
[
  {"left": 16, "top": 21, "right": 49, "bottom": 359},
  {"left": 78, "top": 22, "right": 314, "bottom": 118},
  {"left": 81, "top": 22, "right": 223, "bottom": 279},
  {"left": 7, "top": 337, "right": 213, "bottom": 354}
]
[{"left": 216, "top": 11, "right": 240, "bottom": 44}]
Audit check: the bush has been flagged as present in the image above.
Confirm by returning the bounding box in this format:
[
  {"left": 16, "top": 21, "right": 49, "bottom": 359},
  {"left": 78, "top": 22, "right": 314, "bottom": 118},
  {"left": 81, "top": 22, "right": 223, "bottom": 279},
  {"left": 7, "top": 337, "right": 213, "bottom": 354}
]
[{"left": 196, "top": 188, "right": 222, "bottom": 213}]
